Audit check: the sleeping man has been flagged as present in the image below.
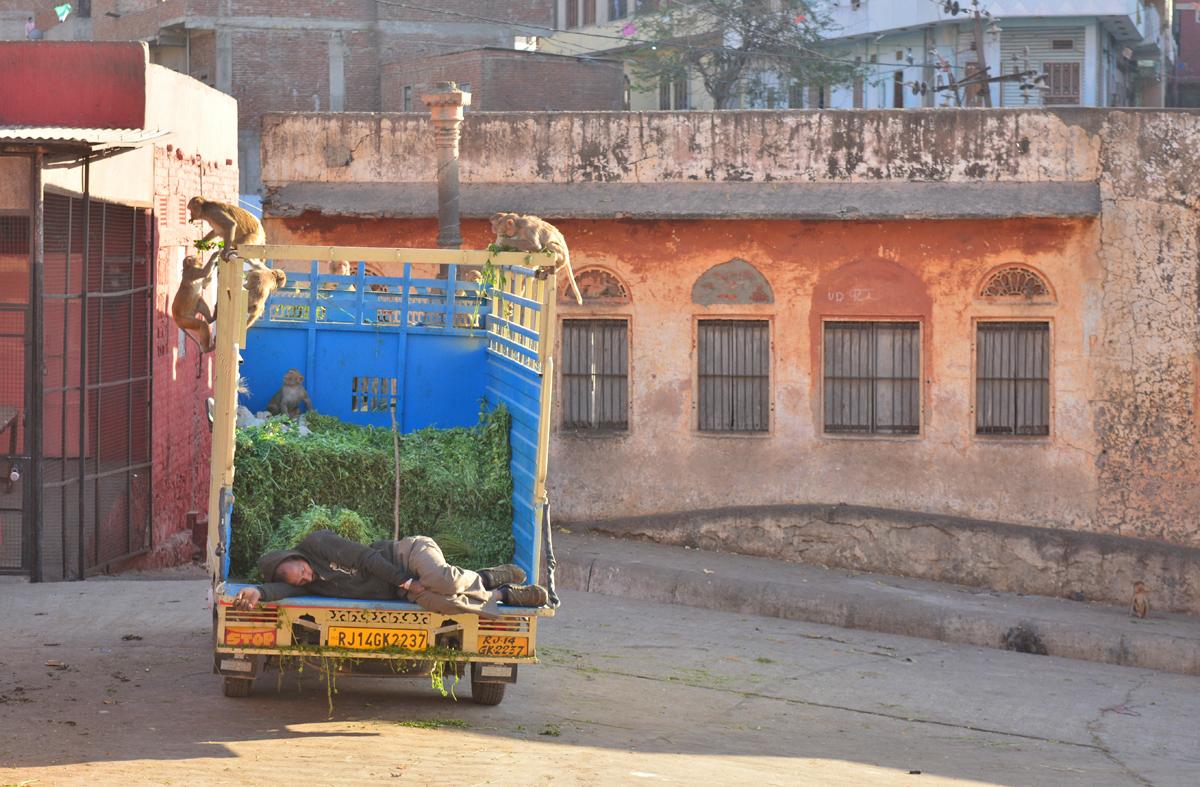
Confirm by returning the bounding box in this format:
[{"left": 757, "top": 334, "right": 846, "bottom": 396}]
[{"left": 231, "top": 529, "right": 548, "bottom": 620}]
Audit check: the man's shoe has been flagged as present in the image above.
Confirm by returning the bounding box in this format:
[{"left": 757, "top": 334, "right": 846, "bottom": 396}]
[
  {"left": 501, "top": 584, "right": 549, "bottom": 608},
  {"left": 480, "top": 564, "right": 526, "bottom": 589}
]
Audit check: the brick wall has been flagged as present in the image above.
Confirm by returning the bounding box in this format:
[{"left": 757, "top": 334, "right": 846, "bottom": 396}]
[
  {"left": 137, "top": 144, "right": 238, "bottom": 569},
  {"left": 188, "top": 30, "right": 216, "bottom": 89},
  {"left": 29, "top": 0, "right": 553, "bottom": 192},
  {"left": 382, "top": 48, "right": 624, "bottom": 112}
]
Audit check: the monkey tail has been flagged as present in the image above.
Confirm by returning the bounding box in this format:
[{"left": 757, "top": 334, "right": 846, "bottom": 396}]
[
  {"left": 548, "top": 242, "right": 582, "bottom": 305},
  {"left": 182, "top": 328, "right": 210, "bottom": 356}
]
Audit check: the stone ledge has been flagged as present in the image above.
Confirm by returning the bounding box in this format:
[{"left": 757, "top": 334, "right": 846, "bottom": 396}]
[
  {"left": 264, "top": 181, "right": 1100, "bottom": 221},
  {"left": 566, "top": 503, "right": 1200, "bottom": 616}
]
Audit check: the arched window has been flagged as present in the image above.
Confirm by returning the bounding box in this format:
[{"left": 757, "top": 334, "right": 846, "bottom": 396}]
[
  {"left": 559, "top": 267, "right": 630, "bottom": 304},
  {"left": 979, "top": 266, "right": 1053, "bottom": 302}
]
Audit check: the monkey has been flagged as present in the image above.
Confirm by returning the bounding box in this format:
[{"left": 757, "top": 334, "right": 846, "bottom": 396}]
[
  {"left": 245, "top": 264, "right": 287, "bottom": 329},
  {"left": 187, "top": 196, "right": 266, "bottom": 265},
  {"left": 266, "top": 368, "right": 315, "bottom": 419},
  {"left": 489, "top": 212, "right": 583, "bottom": 305},
  {"left": 170, "top": 252, "right": 219, "bottom": 354},
  {"left": 1129, "top": 581, "right": 1148, "bottom": 618},
  {"left": 324, "top": 260, "right": 355, "bottom": 291}
]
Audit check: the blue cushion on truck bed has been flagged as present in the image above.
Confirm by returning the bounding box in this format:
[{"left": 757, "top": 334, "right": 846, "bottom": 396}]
[{"left": 221, "top": 583, "right": 546, "bottom": 613}]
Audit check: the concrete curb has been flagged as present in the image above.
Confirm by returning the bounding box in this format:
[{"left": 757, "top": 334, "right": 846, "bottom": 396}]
[{"left": 552, "top": 532, "right": 1200, "bottom": 676}]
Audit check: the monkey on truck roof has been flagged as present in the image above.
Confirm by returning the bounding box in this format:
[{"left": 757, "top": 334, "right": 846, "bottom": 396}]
[
  {"left": 188, "top": 196, "right": 266, "bottom": 264},
  {"left": 489, "top": 213, "right": 582, "bottom": 305}
]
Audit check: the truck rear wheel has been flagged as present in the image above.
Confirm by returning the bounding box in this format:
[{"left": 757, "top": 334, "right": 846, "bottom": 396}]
[
  {"left": 223, "top": 677, "right": 254, "bottom": 698},
  {"left": 470, "top": 677, "right": 506, "bottom": 706}
]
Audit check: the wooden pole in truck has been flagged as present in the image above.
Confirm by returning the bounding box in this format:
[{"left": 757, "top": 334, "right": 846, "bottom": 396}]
[
  {"left": 206, "top": 252, "right": 243, "bottom": 582},
  {"left": 422, "top": 82, "right": 470, "bottom": 251}
]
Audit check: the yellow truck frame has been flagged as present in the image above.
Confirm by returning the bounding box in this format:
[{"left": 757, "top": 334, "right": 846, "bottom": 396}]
[{"left": 206, "top": 245, "right": 557, "bottom": 705}]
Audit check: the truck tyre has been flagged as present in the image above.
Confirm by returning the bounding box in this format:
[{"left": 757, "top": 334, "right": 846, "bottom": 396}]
[
  {"left": 471, "top": 677, "right": 506, "bottom": 706},
  {"left": 223, "top": 677, "right": 254, "bottom": 698}
]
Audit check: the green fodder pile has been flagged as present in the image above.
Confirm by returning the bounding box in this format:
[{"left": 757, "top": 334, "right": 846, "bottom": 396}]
[{"left": 228, "top": 405, "right": 515, "bottom": 580}]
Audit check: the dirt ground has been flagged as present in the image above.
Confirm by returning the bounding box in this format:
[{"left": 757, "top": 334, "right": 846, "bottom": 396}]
[{"left": 1, "top": 574, "right": 1196, "bottom": 787}]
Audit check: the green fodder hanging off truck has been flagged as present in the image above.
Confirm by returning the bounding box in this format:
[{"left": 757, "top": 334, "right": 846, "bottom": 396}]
[{"left": 227, "top": 405, "right": 515, "bottom": 580}]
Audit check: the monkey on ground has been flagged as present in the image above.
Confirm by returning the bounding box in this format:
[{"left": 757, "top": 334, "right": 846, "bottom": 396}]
[
  {"left": 489, "top": 212, "right": 582, "bottom": 305},
  {"left": 267, "top": 368, "right": 315, "bottom": 419},
  {"left": 1129, "top": 581, "right": 1148, "bottom": 618},
  {"left": 187, "top": 196, "right": 266, "bottom": 264},
  {"left": 171, "top": 252, "right": 219, "bottom": 354},
  {"left": 246, "top": 263, "right": 287, "bottom": 328}
]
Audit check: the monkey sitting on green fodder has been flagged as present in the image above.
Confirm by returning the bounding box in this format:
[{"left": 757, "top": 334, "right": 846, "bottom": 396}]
[{"left": 266, "top": 368, "right": 315, "bottom": 419}]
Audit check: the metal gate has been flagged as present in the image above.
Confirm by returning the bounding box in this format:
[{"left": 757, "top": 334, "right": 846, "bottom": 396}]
[
  {"left": 38, "top": 192, "right": 153, "bottom": 580},
  {"left": 0, "top": 210, "right": 31, "bottom": 575}
]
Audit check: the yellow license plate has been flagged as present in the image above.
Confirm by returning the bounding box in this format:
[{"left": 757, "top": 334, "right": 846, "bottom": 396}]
[
  {"left": 478, "top": 635, "right": 529, "bottom": 657},
  {"left": 327, "top": 627, "right": 428, "bottom": 651}
]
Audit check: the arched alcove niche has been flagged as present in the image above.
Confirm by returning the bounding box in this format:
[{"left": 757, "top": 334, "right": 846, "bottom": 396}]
[
  {"left": 691, "top": 258, "right": 774, "bottom": 305},
  {"left": 558, "top": 267, "right": 631, "bottom": 305}
]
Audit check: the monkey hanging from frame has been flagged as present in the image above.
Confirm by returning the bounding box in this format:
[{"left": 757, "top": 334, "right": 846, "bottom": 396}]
[
  {"left": 245, "top": 262, "right": 288, "bottom": 329},
  {"left": 171, "top": 252, "right": 219, "bottom": 355},
  {"left": 489, "top": 212, "right": 583, "bottom": 305}
]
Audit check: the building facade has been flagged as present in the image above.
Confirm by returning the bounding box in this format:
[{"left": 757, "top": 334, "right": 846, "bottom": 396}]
[
  {"left": 256, "top": 108, "right": 1200, "bottom": 596},
  {"left": 0, "top": 41, "right": 237, "bottom": 580}
]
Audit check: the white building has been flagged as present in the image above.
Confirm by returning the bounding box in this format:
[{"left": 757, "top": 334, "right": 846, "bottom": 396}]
[
  {"left": 819, "top": 0, "right": 1173, "bottom": 109},
  {"left": 543, "top": 0, "right": 1173, "bottom": 110}
]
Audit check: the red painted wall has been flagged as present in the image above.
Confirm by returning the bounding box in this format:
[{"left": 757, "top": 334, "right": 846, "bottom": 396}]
[
  {"left": 0, "top": 42, "right": 147, "bottom": 129},
  {"left": 134, "top": 144, "right": 239, "bottom": 570}
]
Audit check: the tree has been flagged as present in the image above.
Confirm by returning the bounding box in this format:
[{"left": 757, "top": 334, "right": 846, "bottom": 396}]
[{"left": 626, "top": 0, "right": 861, "bottom": 110}]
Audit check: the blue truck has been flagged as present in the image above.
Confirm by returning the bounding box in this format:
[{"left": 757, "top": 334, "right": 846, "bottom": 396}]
[{"left": 205, "top": 246, "right": 557, "bottom": 705}]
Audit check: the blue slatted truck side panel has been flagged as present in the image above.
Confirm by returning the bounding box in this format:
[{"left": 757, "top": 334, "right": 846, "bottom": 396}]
[
  {"left": 485, "top": 357, "right": 544, "bottom": 575},
  {"left": 236, "top": 261, "right": 545, "bottom": 581}
]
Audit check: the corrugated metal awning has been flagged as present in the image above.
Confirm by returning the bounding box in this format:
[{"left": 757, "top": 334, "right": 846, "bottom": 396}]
[{"left": 0, "top": 126, "right": 169, "bottom": 151}]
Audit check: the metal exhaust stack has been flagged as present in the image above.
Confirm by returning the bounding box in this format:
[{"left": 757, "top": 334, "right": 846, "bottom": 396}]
[{"left": 422, "top": 81, "right": 470, "bottom": 250}]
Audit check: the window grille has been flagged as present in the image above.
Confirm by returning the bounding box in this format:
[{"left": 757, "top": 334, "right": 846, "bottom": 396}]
[
  {"left": 567, "top": 0, "right": 579, "bottom": 28},
  {"left": 976, "top": 322, "right": 1050, "bottom": 436},
  {"left": 788, "top": 82, "right": 804, "bottom": 108},
  {"left": 583, "top": 0, "right": 596, "bottom": 25},
  {"left": 562, "top": 319, "right": 628, "bottom": 430},
  {"left": 402, "top": 86, "right": 412, "bottom": 112},
  {"left": 672, "top": 78, "right": 689, "bottom": 110},
  {"left": 1043, "top": 62, "right": 1081, "bottom": 105},
  {"left": 697, "top": 320, "right": 769, "bottom": 433},
  {"left": 609, "top": 0, "right": 628, "bottom": 19},
  {"left": 824, "top": 322, "right": 920, "bottom": 435},
  {"left": 659, "top": 80, "right": 671, "bottom": 110},
  {"left": 351, "top": 376, "right": 398, "bottom": 413},
  {"left": 853, "top": 57, "right": 864, "bottom": 107},
  {"left": 980, "top": 267, "right": 1050, "bottom": 300},
  {"left": 1051, "top": 39, "right": 1075, "bottom": 50}
]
